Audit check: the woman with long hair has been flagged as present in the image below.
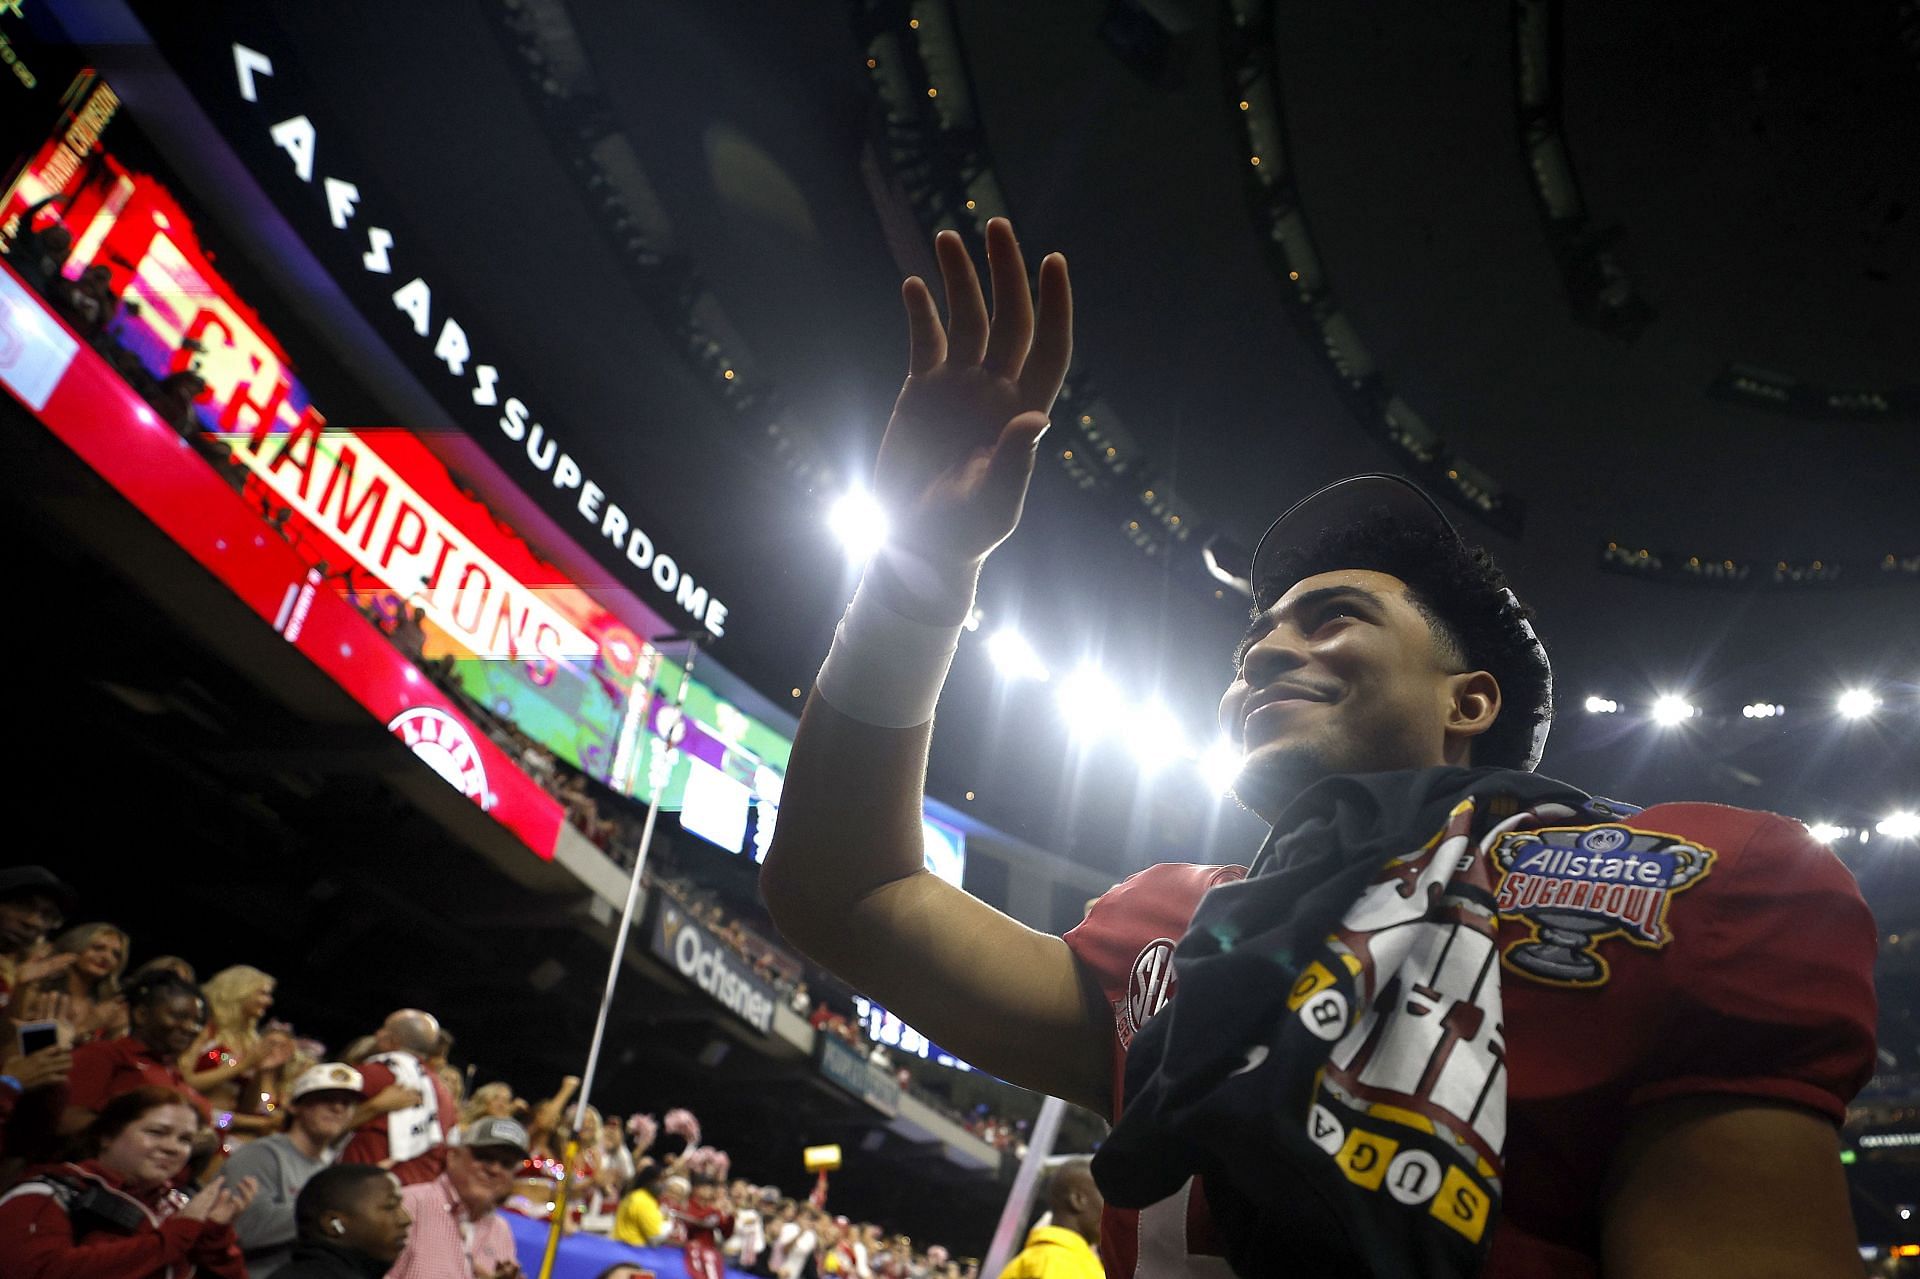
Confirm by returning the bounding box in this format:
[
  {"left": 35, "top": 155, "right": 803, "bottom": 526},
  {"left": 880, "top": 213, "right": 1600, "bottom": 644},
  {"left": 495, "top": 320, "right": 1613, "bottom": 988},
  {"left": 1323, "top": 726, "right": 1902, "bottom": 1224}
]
[
  {"left": 458, "top": 1081, "right": 517, "bottom": 1128},
  {"left": 179, "top": 966, "right": 295, "bottom": 1143},
  {"left": 36, "top": 922, "right": 131, "bottom": 1044},
  {"left": 0, "top": 1085, "right": 256, "bottom": 1277}
]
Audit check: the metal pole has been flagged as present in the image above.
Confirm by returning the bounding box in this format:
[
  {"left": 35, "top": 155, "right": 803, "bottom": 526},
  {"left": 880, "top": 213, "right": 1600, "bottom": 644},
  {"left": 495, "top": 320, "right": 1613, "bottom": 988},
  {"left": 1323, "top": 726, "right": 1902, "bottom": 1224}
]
[
  {"left": 979, "top": 1094, "right": 1068, "bottom": 1279},
  {"left": 536, "top": 636, "right": 702, "bottom": 1279}
]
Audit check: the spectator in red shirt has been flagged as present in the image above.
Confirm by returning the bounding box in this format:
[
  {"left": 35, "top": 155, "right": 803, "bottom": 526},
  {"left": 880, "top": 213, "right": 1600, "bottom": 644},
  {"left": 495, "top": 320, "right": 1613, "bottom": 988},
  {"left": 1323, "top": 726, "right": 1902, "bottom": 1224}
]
[
  {"left": 0, "top": 1084, "right": 255, "bottom": 1279},
  {"left": 62, "top": 974, "right": 211, "bottom": 1137},
  {"left": 338, "top": 1010, "right": 457, "bottom": 1185},
  {"left": 0, "top": 1022, "right": 72, "bottom": 1175}
]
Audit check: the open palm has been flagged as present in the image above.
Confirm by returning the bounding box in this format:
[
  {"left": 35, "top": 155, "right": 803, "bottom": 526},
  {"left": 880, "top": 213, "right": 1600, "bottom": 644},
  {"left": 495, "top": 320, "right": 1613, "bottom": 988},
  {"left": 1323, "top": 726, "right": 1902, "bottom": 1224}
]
[{"left": 873, "top": 218, "right": 1072, "bottom": 572}]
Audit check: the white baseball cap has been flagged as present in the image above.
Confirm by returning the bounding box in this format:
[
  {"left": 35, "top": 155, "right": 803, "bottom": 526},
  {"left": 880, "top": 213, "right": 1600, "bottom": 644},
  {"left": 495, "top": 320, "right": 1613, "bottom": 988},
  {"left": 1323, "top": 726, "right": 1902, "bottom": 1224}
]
[{"left": 289, "top": 1062, "right": 365, "bottom": 1103}]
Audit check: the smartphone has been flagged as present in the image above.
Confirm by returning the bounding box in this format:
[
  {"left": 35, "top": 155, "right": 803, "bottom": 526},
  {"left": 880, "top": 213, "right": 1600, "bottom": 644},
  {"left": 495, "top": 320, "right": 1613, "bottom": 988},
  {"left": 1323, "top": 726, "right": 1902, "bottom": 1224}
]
[{"left": 17, "top": 1020, "right": 59, "bottom": 1056}]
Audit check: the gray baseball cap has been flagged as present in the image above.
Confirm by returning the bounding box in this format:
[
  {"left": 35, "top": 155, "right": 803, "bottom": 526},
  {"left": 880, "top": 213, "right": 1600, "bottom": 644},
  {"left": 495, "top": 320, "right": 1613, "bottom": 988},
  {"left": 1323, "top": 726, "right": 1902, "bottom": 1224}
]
[{"left": 461, "top": 1116, "right": 530, "bottom": 1156}]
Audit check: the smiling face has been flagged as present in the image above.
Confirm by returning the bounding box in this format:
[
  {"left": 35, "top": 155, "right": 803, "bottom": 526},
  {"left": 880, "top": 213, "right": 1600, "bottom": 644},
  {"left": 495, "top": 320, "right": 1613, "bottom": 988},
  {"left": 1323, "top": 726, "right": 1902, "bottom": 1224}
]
[
  {"left": 134, "top": 991, "right": 207, "bottom": 1058},
  {"left": 78, "top": 930, "right": 125, "bottom": 980},
  {"left": 97, "top": 1101, "right": 198, "bottom": 1187},
  {"left": 1220, "top": 570, "right": 1500, "bottom": 819},
  {"left": 293, "top": 1092, "right": 358, "bottom": 1145},
  {"left": 446, "top": 1143, "right": 520, "bottom": 1213},
  {"left": 0, "top": 892, "right": 60, "bottom": 957}
]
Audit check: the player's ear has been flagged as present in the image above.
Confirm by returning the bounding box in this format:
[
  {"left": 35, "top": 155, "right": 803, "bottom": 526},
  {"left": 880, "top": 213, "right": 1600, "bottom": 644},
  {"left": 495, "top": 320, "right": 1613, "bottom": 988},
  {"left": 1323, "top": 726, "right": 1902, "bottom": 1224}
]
[{"left": 1446, "top": 669, "right": 1501, "bottom": 742}]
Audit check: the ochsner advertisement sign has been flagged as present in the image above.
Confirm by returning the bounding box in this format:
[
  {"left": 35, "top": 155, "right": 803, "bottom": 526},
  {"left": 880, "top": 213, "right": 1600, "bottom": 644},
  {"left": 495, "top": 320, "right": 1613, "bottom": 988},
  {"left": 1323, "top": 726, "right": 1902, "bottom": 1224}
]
[{"left": 650, "top": 901, "right": 775, "bottom": 1035}]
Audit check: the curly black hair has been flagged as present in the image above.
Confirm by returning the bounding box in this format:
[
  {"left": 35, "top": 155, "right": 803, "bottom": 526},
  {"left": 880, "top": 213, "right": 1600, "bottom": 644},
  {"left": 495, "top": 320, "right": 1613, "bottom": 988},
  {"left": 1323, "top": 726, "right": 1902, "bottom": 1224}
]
[
  {"left": 122, "top": 970, "right": 204, "bottom": 1014},
  {"left": 1250, "top": 510, "right": 1553, "bottom": 771}
]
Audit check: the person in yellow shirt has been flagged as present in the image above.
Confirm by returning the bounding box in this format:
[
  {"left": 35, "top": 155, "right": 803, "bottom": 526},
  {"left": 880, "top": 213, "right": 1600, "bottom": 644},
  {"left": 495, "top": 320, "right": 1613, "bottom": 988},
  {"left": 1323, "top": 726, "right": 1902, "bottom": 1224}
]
[
  {"left": 998, "top": 1162, "right": 1104, "bottom": 1279},
  {"left": 614, "top": 1169, "right": 670, "bottom": 1247}
]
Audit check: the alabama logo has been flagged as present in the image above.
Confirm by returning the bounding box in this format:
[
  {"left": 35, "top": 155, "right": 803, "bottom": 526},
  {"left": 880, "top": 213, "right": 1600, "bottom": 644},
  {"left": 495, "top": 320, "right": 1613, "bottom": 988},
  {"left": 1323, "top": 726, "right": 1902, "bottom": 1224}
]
[
  {"left": 387, "top": 707, "right": 495, "bottom": 811},
  {"left": 1493, "top": 824, "right": 1714, "bottom": 986}
]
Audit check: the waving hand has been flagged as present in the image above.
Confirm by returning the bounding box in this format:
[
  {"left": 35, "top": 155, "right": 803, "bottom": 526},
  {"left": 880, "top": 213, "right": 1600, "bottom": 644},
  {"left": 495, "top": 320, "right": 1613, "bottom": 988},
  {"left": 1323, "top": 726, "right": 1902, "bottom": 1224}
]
[{"left": 871, "top": 218, "right": 1071, "bottom": 600}]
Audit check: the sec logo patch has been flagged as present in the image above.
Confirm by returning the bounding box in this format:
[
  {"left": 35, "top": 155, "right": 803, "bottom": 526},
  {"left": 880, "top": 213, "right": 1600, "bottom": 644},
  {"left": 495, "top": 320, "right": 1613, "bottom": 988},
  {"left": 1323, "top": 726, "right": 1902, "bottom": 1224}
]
[{"left": 1117, "top": 938, "right": 1177, "bottom": 1047}]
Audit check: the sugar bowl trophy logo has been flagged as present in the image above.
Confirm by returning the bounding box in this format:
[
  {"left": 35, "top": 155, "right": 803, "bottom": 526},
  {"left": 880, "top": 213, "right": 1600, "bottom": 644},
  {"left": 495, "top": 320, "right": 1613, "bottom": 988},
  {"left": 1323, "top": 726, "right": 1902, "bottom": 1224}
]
[
  {"left": 1494, "top": 825, "right": 1713, "bottom": 985},
  {"left": 387, "top": 708, "right": 495, "bottom": 811}
]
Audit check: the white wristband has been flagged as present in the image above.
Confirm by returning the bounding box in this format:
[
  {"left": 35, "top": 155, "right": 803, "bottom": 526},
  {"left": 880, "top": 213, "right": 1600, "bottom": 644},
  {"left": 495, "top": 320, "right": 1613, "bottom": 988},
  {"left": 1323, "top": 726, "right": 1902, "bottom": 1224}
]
[{"left": 814, "top": 571, "right": 968, "bottom": 729}]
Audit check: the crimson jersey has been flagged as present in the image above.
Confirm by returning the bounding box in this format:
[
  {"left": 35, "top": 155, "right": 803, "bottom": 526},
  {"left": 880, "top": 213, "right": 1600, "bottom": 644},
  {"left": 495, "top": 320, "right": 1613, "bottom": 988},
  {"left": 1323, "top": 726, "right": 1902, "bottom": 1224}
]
[
  {"left": 1062, "top": 802, "right": 1876, "bottom": 1278},
  {"left": 674, "top": 1201, "right": 734, "bottom": 1279}
]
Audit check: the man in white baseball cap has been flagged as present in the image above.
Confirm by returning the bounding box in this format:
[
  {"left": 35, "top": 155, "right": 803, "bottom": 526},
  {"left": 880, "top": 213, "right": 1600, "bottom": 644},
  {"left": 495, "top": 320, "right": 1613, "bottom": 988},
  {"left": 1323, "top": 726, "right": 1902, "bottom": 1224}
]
[{"left": 227, "top": 1062, "right": 366, "bottom": 1277}]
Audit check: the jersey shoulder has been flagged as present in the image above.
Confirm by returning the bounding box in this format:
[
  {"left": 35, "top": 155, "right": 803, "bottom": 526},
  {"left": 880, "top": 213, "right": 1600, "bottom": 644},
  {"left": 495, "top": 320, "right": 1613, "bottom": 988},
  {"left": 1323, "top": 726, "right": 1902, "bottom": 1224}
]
[
  {"left": 1062, "top": 861, "right": 1246, "bottom": 995},
  {"left": 1617, "top": 802, "right": 1878, "bottom": 1117}
]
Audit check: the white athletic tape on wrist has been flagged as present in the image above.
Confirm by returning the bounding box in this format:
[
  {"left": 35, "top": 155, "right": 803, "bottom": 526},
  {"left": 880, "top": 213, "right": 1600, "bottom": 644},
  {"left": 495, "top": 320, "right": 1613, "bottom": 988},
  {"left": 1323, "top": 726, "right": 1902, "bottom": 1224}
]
[{"left": 814, "top": 574, "right": 966, "bottom": 729}]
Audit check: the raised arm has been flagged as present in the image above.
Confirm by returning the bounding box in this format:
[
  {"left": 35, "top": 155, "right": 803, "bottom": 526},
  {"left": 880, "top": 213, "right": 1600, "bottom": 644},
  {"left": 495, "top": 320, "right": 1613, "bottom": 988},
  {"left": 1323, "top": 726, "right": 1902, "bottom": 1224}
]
[{"left": 761, "top": 219, "right": 1110, "bottom": 1113}]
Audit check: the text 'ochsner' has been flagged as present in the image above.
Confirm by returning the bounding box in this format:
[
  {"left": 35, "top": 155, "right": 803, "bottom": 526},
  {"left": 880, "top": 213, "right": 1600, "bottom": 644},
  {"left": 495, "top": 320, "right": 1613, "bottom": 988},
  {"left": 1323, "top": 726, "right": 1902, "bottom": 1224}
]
[{"left": 674, "top": 926, "right": 774, "bottom": 1032}]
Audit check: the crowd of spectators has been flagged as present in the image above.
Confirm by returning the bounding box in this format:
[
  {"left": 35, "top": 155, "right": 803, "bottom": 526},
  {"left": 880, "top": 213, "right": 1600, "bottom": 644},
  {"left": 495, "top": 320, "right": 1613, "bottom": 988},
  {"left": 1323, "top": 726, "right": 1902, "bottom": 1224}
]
[
  {"left": 0, "top": 864, "right": 985, "bottom": 1279},
  {"left": 3, "top": 193, "right": 239, "bottom": 475},
  {"left": 5, "top": 195, "right": 1035, "bottom": 1272}
]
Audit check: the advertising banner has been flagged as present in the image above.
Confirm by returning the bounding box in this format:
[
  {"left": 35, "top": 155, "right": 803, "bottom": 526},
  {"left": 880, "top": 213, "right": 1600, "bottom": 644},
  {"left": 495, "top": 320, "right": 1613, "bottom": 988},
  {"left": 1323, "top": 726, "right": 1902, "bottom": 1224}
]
[
  {"left": 817, "top": 1035, "right": 902, "bottom": 1118},
  {"left": 0, "top": 258, "right": 566, "bottom": 859},
  {"left": 114, "top": 5, "right": 732, "bottom": 639},
  {"left": 0, "top": 72, "right": 659, "bottom": 789},
  {"left": 648, "top": 899, "right": 777, "bottom": 1036},
  {"left": 0, "top": 37, "right": 961, "bottom": 886}
]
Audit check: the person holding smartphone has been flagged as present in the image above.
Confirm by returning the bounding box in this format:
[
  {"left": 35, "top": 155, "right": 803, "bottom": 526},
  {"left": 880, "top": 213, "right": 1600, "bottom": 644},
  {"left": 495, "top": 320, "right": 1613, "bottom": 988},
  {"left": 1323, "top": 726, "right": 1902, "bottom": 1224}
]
[{"left": 1, "top": 1015, "right": 73, "bottom": 1172}]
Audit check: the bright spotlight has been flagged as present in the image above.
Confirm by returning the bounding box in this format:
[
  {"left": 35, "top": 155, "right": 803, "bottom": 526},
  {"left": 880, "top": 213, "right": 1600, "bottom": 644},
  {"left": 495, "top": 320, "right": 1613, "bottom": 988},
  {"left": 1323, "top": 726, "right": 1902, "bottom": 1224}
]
[
  {"left": 1878, "top": 811, "right": 1920, "bottom": 841},
  {"left": 828, "top": 490, "right": 889, "bottom": 564},
  {"left": 985, "top": 629, "right": 1049, "bottom": 683},
  {"left": 1838, "top": 688, "right": 1882, "bottom": 720},
  {"left": 1806, "top": 823, "right": 1847, "bottom": 844},
  {"left": 1198, "top": 739, "right": 1246, "bottom": 796},
  {"left": 1651, "top": 694, "right": 1697, "bottom": 726},
  {"left": 1742, "top": 703, "right": 1784, "bottom": 719},
  {"left": 1583, "top": 696, "right": 1619, "bottom": 714},
  {"left": 1057, "top": 667, "right": 1124, "bottom": 741},
  {"left": 1125, "top": 701, "right": 1190, "bottom": 774}
]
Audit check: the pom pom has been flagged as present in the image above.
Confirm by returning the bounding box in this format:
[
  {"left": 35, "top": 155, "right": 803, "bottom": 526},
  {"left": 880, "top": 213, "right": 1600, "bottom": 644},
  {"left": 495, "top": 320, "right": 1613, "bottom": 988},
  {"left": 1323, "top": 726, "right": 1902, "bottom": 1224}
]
[
  {"left": 683, "top": 1144, "right": 731, "bottom": 1181},
  {"left": 663, "top": 1107, "right": 702, "bottom": 1147},
  {"left": 626, "top": 1112, "right": 659, "bottom": 1153}
]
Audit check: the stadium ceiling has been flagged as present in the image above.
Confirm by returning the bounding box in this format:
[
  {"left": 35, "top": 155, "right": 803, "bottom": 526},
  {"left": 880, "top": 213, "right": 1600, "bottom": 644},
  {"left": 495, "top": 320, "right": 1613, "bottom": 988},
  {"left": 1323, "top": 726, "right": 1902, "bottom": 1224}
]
[{"left": 88, "top": 0, "right": 1919, "bottom": 873}]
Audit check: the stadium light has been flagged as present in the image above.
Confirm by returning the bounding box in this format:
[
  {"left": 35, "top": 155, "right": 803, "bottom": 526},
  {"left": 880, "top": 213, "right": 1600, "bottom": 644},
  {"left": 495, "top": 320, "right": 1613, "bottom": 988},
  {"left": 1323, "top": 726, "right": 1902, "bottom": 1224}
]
[
  {"left": 1878, "top": 811, "right": 1920, "bottom": 841},
  {"left": 1650, "top": 694, "right": 1698, "bottom": 726},
  {"left": 1742, "top": 703, "right": 1784, "bottom": 719},
  {"left": 1838, "top": 688, "right": 1882, "bottom": 720},
  {"left": 1806, "top": 823, "right": 1848, "bottom": 844},
  {"left": 1125, "top": 701, "right": 1190, "bottom": 774},
  {"left": 1583, "top": 696, "right": 1620, "bottom": 714},
  {"left": 828, "top": 489, "right": 889, "bottom": 564},
  {"left": 985, "top": 629, "right": 1050, "bottom": 683},
  {"left": 1198, "top": 739, "right": 1246, "bottom": 796},
  {"left": 1057, "top": 666, "right": 1124, "bottom": 741}
]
